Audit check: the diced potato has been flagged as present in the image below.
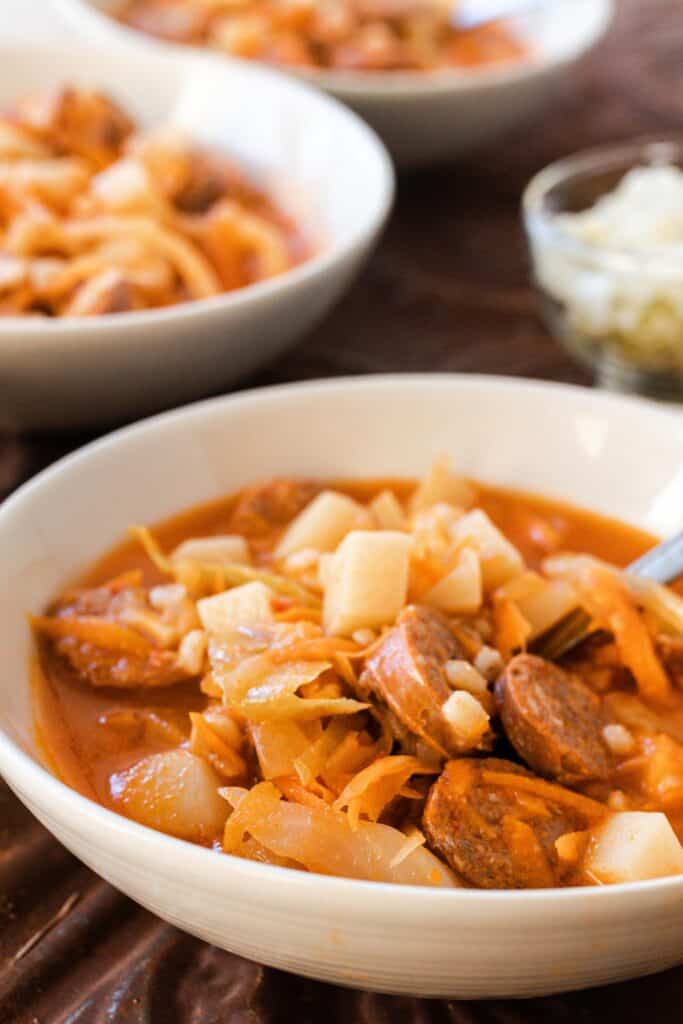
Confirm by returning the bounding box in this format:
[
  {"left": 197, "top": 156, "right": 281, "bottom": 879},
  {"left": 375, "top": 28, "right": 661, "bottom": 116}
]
[
  {"left": 197, "top": 581, "right": 274, "bottom": 634},
  {"left": 370, "top": 490, "right": 405, "bottom": 530},
  {"left": 450, "top": 510, "right": 524, "bottom": 591},
  {"left": 323, "top": 530, "right": 412, "bottom": 636},
  {"left": 172, "top": 534, "right": 251, "bottom": 566},
  {"left": 474, "top": 645, "right": 504, "bottom": 681},
  {"left": 585, "top": 812, "right": 683, "bottom": 884},
  {"left": 411, "top": 456, "right": 477, "bottom": 513},
  {"left": 444, "top": 659, "right": 489, "bottom": 699},
  {"left": 275, "top": 490, "right": 367, "bottom": 558},
  {"left": 602, "top": 723, "right": 635, "bottom": 756},
  {"left": 111, "top": 750, "right": 226, "bottom": 841},
  {"left": 442, "top": 690, "right": 489, "bottom": 748},
  {"left": 425, "top": 547, "right": 482, "bottom": 614},
  {"left": 515, "top": 580, "right": 579, "bottom": 640}
]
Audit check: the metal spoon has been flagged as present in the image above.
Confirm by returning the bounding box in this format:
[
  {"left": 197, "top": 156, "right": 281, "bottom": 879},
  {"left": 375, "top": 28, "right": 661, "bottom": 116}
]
[
  {"left": 452, "top": 0, "right": 550, "bottom": 31},
  {"left": 534, "top": 527, "right": 683, "bottom": 661}
]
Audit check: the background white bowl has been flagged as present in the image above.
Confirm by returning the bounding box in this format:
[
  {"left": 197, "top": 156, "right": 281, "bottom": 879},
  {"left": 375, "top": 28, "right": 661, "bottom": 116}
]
[
  {"left": 0, "top": 44, "right": 392, "bottom": 430},
  {"left": 2, "top": 374, "right": 683, "bottom": 999},
  {"left": 54, "top": 0, "right": 614, "bottom": 166}
]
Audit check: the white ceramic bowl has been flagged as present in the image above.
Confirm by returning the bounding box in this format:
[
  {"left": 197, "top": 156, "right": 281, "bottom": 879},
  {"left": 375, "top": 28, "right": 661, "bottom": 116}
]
[
  {"left": 0, "top": 44, "right": 392, "bottom": 430},
  {"left": 2, "top": 374, "right": 683, "bottom": 999},
  {"left": 54, "top": 0, "right": 614, "bottom": 167}
]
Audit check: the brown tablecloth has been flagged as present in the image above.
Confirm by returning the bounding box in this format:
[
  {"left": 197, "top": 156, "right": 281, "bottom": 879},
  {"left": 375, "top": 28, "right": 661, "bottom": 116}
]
[{"left": 3, "top": 1, "right": 683, "bottom": 1019}]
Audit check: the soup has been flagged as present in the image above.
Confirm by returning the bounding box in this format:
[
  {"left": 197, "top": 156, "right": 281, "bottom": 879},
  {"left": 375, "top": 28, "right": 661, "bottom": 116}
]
[{"left": 31, "top": 461, "right": 683, "bottom": 889}]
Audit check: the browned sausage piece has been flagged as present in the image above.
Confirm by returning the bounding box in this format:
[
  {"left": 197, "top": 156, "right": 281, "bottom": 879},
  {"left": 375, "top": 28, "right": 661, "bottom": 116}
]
[
  {"left": 422, "top": 757, "right": 601, "bottom": 889},
  {"left": 44, "top": 585, "right": 188, "bottom": 690},
  {"left": 359, "top": 605, "right": 471, "bottom": 758},
  {"left": 228, "top": 478, "right": 320, "bottom": 542},
  {"left": 495, "top": 654, "right": 611, "bottom": 785}
]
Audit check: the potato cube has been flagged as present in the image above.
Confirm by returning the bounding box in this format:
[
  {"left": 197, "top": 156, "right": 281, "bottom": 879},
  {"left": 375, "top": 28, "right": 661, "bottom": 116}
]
[
  {"left": 585, "top": 812, "right": 683, "bottom": 884},
  {"left": 515, "top": 580, "right": 578, "bottom": 640},
  {"left": 275, "top": 490, "right": 367, "bottom": 558},
  {"left": 425, "top": 547, "right": 482, "bottom": 614},
  {"left": 172, "top": 534, "right": 251, "bottom": 566},
  {"left": 445, "top": 659, "right": 489, "bottom": 699},
  {"left": 323, "top": 530, "right": 412, "bottom": 636},
  {"left": 197, "top": 581, "right": 274, "bottom": 635},
  {"left": 450, "top": 510, "right": 524, "bottom": 591},
  {"left": 442, "top": 690, "right": 490, "bottom": 748},
  {"left": 370, "top": 490, "right": 405, "bottom": 530},
  {"left": 411, "top": 456, "right": 477, "bottom": 513}
]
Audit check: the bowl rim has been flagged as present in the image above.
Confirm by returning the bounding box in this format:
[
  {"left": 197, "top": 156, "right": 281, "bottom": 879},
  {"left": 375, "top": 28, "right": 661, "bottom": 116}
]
[
  {"left": 53, "top": 0, "right": 615, "bottom": 99},
  {"left": 522, "top": 132, "right": 683, "bottom": 272},
  {"left": 2, "top": 371, "right": 683, "bottom": 908},
  {"left": 0, "top": 41, "right": 394, "bottom": 343}
]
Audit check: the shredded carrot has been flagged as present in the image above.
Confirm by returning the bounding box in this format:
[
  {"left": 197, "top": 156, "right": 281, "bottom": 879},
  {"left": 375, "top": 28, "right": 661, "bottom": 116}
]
[
  {"left": 274, "top": 775, "right": 335, "bottom": 809},
  {"left": 221, "top": 781, "right": 281, "bottom": 852},
  {"left": 271, "top": 638, "right": 359, "bottom": 663},
  {"left": 501, "top": 815, "right": 555, "bottom": 887},
  {"left": 585, "top": 565, "right": 673, "bottom": 706},
  {"left": 275, "top": 606, "right": 323, "bottom": 624},
  {"left": 493, "top": 599, "right": 531, "bottom": 661},
  {"left": 481, "top": 770, "right": 607, "bottom": 820},
  {"left": 129, "top": 525, "right": 173, "bottom": 574},
  {"left": 30, "top": 614, "right": 151, "bottom": 657},
  {"left": 189, "top": 712, "right": 246, "bottom": 779},
  {"left": 104, "top": 569, "right": 145, "bottom": 592},
  {"left": 333, "top": 756, "right": 436, "bottom": 824}
]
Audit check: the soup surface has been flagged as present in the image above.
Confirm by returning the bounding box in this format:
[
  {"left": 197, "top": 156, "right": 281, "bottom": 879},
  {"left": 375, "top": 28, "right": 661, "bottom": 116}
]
[
  {"left": 32, "top": 465, "right": 683, "bottom": 889},
  {"left": 116, "top": 0, "right": 528, "bottom": 74}
]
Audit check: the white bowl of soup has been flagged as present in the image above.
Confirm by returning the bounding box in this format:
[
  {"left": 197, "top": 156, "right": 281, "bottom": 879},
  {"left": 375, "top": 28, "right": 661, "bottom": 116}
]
[
  {"left": 54, "top": 0, "right": 614, "bottom": 167},
  {"left": 2, "top": 374, "right": 683, "bottom": 999},
  {"left": 0, "top": 43, "right": 392, "bottom": 429}
]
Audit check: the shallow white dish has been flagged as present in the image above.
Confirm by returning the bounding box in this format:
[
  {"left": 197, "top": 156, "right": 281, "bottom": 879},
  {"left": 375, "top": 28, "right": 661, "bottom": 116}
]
[
  {"left": 0, "top": 44, "right": 392, "bottom": 430},
  {"left": 55, "top": 0, "right": 614, "bottom": 167},
  {"left": 2, "top": 374, "right": 683, "bottom": 998}
]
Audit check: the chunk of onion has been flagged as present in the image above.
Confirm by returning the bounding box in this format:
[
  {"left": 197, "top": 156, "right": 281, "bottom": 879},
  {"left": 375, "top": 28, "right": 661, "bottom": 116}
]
[
  {"left": 111, "top": 750, "right": 226, "bottom": 841},
  {"left": 222, "top": 785, "right": 458, "bottom": 887}
]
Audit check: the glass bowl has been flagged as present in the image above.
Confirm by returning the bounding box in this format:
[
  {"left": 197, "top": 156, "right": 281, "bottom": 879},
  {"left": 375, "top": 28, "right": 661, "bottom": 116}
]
[{"left": 523, "top": 137, "right": 683, "bottom": 401}]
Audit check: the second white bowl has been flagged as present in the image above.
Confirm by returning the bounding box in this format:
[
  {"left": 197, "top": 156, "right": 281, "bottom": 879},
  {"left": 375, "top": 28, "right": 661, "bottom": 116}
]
[
  {"left": 56, "top": 0, "right": 614, "bottom": 167},
  {"left": 0, "top": 44, "right": 393, "bottom": 429}
]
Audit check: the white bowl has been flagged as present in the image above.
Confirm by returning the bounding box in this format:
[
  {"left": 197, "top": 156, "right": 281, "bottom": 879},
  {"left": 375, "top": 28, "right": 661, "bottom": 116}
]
[
  {"left": 54, "top": 0, "right": 614, "bottom": 167},
  {"left": 2, "top": 374, "right": 683, "bottom": 999},
  {"left": 0, "top": 44, "right": 392, "bottom": 430}
]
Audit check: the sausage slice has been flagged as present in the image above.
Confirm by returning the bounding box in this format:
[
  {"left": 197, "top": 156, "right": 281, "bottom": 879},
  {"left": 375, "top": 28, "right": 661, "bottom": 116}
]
[
  {"left": 43, "top": 584, "right": 188, "bottom": 689},
  {"left": 359, "top": 605, "right": 472, "bottom": 758},
  {"left": 495, "top": 654, "right": 610, "bottom": 784},
  {"left": 422, "top": 757, "right": 599, "bottom": 889},
  {"left": 228, "top": 479, "right": 320, "bottom": 542}
]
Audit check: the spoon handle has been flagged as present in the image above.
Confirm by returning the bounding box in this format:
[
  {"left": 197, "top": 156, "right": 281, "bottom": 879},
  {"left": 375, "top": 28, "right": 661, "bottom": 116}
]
[
  {"left": 628, "top": 528, "right": 683, "bottom": 584},
  {"left": 534, "top": 528, "right": 683, "bottom": 661}
]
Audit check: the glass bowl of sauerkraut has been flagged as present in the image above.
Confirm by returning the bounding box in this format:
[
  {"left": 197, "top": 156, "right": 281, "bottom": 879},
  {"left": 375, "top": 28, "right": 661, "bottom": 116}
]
[{"left": 523, "top": 137, "right": 683, "bottom": 402}]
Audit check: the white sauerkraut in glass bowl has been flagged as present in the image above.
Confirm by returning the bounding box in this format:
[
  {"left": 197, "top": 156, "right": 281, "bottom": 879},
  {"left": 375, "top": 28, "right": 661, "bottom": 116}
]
[{"left": 523, "top": 138, "right": 683, "bottom": 401}]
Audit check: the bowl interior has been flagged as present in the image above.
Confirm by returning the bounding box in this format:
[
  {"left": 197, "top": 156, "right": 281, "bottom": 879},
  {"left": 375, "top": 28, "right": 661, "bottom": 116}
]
[
  {"left": 0, "top": 44, "right": 391, "bottom": 256},
  {"left": 2, "top": 375, "right": 683, "bottom": 760},
  {"left": 59, "top": 0, "right": 614, "bottom": 94}
]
